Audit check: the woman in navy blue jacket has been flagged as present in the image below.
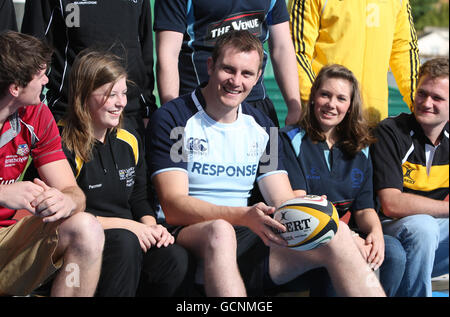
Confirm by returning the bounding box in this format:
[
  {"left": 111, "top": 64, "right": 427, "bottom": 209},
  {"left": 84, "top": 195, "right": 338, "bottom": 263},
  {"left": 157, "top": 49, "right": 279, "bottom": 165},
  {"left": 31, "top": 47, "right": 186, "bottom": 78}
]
[{"left": 280, "top": 64, "right": 406, "bottom": 296}]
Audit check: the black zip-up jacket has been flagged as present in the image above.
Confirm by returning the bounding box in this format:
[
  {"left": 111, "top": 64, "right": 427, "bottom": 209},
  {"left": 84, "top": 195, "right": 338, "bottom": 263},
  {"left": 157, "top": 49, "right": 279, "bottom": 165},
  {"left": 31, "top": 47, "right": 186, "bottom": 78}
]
[
  {"left": 62, "top": 128, "right": 156, "bottom": 221},
  {"left": 21, "top": 0, "right": 157, "bottom": 121},
  {"left": 0, "top": 0, "right": 17, "bottom": 31}
]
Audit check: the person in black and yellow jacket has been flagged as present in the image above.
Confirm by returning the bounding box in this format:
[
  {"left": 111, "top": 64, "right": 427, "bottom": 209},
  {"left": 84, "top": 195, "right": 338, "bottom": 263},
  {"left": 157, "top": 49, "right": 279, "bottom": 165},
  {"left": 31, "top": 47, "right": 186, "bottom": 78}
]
[
  {"left": 60, "top": 49, "right": 192, "bottom": 297},
  {"left": 288, "top": 0, "right": 420, "bottom": 127},
  {"left": 371, "top": 57, "right": 449, "bottom": 297}
]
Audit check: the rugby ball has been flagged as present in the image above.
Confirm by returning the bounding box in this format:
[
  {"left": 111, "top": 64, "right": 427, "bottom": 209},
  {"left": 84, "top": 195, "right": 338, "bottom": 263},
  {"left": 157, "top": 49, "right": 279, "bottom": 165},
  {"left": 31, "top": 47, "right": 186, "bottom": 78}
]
[{"left": 274, "top": 195, "right": 339, "bottom": 251}]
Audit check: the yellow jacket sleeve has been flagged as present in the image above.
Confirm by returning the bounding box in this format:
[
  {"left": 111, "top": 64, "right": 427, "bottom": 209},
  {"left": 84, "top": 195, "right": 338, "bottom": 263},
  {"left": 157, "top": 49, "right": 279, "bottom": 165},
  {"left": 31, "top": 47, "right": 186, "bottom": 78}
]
[
  {"left": 389, "top": 0, "right": 420, "bottom": 112},
  {"left": 288, "top": 0, "right": 321, "bottom": 104}
]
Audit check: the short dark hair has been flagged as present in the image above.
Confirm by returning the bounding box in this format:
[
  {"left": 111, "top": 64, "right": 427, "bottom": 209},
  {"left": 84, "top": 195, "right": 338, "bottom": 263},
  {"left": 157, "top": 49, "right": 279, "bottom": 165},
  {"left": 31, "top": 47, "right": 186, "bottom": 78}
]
[
  {"left": 0, "top": 31, "right": 53, "bottom": 98},
  {"left": 211, "top": 30, "right": 264, "bottom": 71},
  {"left": 418, "top": 57, "right": 449, "bottom": 82}
]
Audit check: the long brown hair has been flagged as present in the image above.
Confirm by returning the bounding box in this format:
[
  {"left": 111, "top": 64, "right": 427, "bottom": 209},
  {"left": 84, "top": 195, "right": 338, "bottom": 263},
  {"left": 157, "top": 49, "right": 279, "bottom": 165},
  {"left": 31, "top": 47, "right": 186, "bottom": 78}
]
[
  {"left": 61, "top": 49, "right": 127, "bottom": 161},
  {"left": 299, "top": 64, "right": 375, "bottom": 157}
]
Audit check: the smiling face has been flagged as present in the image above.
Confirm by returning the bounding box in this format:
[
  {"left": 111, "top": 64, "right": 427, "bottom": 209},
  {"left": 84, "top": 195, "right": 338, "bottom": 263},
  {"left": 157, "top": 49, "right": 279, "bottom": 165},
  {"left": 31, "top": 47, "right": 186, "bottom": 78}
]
[
  {"left": 16, "top": 67, "right": 48, "bottom": 106},
  {"left": 87, "top": 76, "right": 127, "bottom": 141},
  {"left": 313, "top": 77, "right": 353, "bottom": 136},
  {"left": 204, "top": 44, "right": 261, "bottom": 121},
  {"left": 414, "top": 75, "right": 449, "bottom": 130}
]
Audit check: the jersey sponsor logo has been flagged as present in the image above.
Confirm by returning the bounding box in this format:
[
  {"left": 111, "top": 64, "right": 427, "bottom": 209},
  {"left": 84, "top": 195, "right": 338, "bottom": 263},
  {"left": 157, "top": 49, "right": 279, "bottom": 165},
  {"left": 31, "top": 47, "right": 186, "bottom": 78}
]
[
  {"left": 72, "top": 0, "right": 98, "bottom": 5},
  {"left": 88, "top": 183, "right": 102, "bottom": 189},
  {"left": 0, "top": 176, "right": 19, "bottom": 185},
  {"left": 191, "top": 162, "right": 257, "bottom": 178},
  {"left": 169, "top": 127, "right": 278, "bottom": 174},
  {"left": 16, "top": 144, "right": 30, "bottom": 157},
  {"left": 351, "top": 168, "right": 364, "bottom": 188},
  {"left": 118, "top": 167, "right": 136, "bottom": 187},
  {"left": 4, "top": 154, "right": 29, "bottom": 167},
  {"left": 205, "top": 11, "right": 264, "bottom": 46}
]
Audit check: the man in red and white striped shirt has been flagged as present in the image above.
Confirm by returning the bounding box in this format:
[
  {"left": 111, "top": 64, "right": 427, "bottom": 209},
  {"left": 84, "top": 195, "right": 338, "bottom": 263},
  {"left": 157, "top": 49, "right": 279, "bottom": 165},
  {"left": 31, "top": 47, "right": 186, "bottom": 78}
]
[{"left": 0, "top": 31, "right": 104, "bottom": 297}]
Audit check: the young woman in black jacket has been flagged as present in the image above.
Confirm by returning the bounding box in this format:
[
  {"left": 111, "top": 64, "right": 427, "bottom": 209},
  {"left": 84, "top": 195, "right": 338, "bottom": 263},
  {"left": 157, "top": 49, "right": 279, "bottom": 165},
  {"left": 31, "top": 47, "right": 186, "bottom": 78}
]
[{"left": 60, "top": 49, "right": 192, "bottom": 297}]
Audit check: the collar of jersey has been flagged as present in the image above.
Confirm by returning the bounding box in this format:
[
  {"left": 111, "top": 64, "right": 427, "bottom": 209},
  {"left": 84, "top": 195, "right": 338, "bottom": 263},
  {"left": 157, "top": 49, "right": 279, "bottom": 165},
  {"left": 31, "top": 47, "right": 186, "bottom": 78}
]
[
  {"left": 191, "top": 89, "right": 243, "bottom": 129},
  {"left": 0, "top": 112, "right": 20, "bottom": 149}
]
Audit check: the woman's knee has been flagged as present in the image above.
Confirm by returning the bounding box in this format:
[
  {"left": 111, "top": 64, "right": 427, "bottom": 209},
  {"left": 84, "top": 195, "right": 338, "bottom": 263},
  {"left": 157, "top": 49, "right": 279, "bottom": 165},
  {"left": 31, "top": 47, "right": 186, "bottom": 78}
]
[
  {"left": 139, "top": 244, "right": 194, "bottom": 296},
  {"left": 104, "top": 228, "right": 142, "bottom": 260},
  {"left": 163, "top": 244, "right": 192, "bottom": 280}
]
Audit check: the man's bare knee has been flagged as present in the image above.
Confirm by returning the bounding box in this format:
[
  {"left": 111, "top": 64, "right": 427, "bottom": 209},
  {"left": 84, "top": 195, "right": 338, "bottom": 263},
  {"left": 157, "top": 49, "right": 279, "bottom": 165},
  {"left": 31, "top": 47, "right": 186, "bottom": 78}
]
[
  {"left": 178, "top": 219, "right": 237, "bottom": 259},
  {"left": 320, "top": 221, "right": 352, "bottom": 253},
  {"left": 291, "top": 221, "right": 355, "bottom": 269},
  {"left": 205, "top": 219, "right": 237, "bottom": 252},
  {"left": 57, "top": 212, "right": 104, "bottom": 257}
]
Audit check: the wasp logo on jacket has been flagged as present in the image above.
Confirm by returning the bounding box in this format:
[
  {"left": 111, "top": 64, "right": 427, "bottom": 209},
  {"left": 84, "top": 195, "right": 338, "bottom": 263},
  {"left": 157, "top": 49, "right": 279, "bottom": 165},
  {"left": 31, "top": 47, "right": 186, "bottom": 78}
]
[
  {"left": 402, "top": 165, "right": 416, "bottom": 185},
  {"left": 205, "top": 11, "right": 264, "bottom": 46}
]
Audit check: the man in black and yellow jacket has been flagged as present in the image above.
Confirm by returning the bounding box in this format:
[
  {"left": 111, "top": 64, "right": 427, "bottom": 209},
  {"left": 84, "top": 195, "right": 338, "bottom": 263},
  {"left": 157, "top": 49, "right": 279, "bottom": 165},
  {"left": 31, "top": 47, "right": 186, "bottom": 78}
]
[{"left": 371, "top": 57, "right": 449, "bottom": 297}]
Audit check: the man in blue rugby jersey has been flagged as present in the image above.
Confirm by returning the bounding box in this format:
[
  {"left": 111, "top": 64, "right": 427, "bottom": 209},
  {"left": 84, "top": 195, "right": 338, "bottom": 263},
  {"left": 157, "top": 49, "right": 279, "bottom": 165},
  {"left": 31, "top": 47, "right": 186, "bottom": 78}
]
[{"left": 146, "top": 30, "right": 385, "bottom": 297}]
